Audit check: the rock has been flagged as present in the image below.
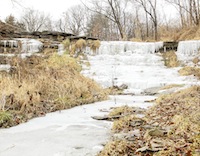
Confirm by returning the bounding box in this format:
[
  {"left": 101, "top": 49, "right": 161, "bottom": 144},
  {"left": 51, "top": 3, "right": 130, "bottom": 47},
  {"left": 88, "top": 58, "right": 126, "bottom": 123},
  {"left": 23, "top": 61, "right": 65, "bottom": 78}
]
[
  {"left": 143, "top": 87, "right": 161, "bottom": 95},
  {"left": 91, "top": 115, "right": 123, "bottom": 120},
  {"left": 136, "top": 146, "right": 149, "bottom": 152},
  {"left": 131, "top": 107, "right": 146, "bottom": 114},
  {"left": 145, "top": 128, "right": 167, "bottom": 137},
  {"left": 113, "top": 130, "right": 140, "bottom": 141},
  {"left": 130, "top": 119, "right": 146, "bottom": 127},
  {"left": 136, "top": 139, "right": 165, "bottom": 153},
  {"left": 118, "top": 84, "right": 128, "bottom": 90}
]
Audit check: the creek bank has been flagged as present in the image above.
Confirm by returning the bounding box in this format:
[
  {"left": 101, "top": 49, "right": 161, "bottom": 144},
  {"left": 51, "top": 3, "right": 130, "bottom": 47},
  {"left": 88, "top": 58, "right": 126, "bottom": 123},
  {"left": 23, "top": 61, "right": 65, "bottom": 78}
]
[
  {"left": 97, "top": 86, "right": 200, "bottom": 156},
  {"left": 0, "top": 95, "right": 155, "bottom": 156}
]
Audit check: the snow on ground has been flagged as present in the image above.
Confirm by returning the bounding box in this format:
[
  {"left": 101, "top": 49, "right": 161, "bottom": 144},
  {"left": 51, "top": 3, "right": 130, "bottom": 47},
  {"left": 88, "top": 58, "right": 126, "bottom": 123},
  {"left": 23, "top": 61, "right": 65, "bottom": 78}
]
[
  {"left": 0, "top": 95, "right": 155, "bottom": 156},
  {"left": 0, "top": 41, "right": 200, "bottom": 156}
]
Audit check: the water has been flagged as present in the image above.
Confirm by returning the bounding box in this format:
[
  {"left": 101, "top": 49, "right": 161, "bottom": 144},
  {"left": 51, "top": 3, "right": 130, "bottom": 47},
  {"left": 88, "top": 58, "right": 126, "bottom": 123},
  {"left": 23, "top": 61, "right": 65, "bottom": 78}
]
[
  {"left": 0, "top": 95, "right": 155, "bottom": 156},
  {"left": 82, "top": 41, "right": 199, "bottom": 94},
  {"left": 0, "top": 41, "right": 199, "bottom": 156},
  {"left": 177, "top": 40, "right": 200, "bottom": 66}
]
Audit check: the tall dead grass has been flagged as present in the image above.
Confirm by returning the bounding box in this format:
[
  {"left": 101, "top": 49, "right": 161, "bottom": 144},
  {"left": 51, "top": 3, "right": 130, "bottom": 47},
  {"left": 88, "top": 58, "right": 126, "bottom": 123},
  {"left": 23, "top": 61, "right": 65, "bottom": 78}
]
[
  {"left": 0, "top": 54, "right": 107, "bottom": 128},
  {"left": 162, "top": 51, "right": 180, "bottom": 68},
  {"left": 179, "top": 66, "right": 200, "bottom": 79}
]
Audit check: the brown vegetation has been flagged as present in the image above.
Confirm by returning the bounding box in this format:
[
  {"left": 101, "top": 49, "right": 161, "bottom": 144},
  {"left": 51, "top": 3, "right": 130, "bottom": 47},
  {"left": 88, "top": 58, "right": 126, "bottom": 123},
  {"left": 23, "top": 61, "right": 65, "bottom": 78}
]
[
  {"left": 162, "top": 51, "right": 179, "bottom": 68},
  {"left": 98, "top": 86, "right": 200, "bottom": 155},
  {"left": 179, "top": 66, "right": 200, "bottom": 79},
  {"left": 0, "top": 54, "right": 107, "bottom": 128}
]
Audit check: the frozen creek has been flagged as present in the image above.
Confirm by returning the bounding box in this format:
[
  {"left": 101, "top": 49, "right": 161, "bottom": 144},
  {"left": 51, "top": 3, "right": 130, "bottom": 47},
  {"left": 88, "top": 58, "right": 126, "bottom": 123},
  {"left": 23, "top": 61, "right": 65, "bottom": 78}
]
[{"left": 0, "top": 41, "right": 199, "bottom": 156}]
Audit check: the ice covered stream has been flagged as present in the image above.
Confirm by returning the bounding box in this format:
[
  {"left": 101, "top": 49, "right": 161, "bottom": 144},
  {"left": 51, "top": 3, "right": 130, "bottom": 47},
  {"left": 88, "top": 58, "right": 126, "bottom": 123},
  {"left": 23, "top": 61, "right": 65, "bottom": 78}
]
[
  {"left": 0, "top": 96, "right": 155, "bottom": 156},
  {"left": 0, "top": 41, "right": 200, "bottom": 156}
]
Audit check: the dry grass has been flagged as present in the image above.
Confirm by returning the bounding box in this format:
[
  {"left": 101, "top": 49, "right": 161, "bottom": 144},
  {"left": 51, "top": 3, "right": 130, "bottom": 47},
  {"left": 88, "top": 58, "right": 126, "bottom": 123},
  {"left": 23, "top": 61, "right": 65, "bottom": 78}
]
[
  {"left": 75, "top": 39, "right": 86, "bottom": 49},
  {"left": 62, "top": 39, "right": 70, "bottom": 49},
  {"left": 193, "top": 57, "right": 200, "bottom": 65},
  {"left": 162, "top": 51, "right": 179, "bottom": 68},
  {"left": 70, "top": 39, "right": 87, "bottom": 56},
  {"left": 0, "top": 54, "right": 107, "bottom": 128},
  {"left": 112, "top": 115, "right": 137, "bottom": 133},
  {"left": 90, "top": 40, "right": 101, "bottom": 52},
  {"left": 99, "top": 86, "right": 200, "bottom": 155},
  {"left": 179, "top": 66, "right": 200, "bottom": 79},
  {"left": 109, "top": 105, "right": 135, "bottom": 117},
  {"left": 146, "top": 86, "right": 200, "bottom": 155},
  {"left": 174, "top": 26, "right": 200, "bottom": 41},
  {"left": 98, "top": 140, "right": 134, "bottom": 156},
  {"left": 129, "top": 38, "right": 142, "bottom": 42}
]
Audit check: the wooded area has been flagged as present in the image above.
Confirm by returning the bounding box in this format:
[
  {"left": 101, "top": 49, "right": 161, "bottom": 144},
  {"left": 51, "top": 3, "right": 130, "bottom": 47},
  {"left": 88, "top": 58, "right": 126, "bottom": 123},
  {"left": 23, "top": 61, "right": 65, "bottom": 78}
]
[{"left": 3, "top": 0, "right": 200, "bottom": 41}]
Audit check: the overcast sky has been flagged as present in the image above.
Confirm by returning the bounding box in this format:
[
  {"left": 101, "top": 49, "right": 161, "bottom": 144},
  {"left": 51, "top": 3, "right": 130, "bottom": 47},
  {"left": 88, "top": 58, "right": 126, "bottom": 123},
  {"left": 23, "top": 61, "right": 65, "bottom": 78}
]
[
  {"left": 0, "top": 0, "right": 178, "bottom": 22},
  {"left": 0, "top": 0, "right": 82, "bottom": 20}
]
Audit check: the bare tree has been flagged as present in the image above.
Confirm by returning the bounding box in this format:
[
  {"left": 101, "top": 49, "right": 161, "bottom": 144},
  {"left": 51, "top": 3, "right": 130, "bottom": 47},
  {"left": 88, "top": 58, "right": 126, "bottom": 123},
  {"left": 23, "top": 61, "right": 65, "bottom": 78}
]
[
  {"left": 5, "top": 14, "right": 26, "bottom": 30},
  {"left": 67, "top": 5, "right": 86, "bottom": 35},
  {"left": 86, "top": 13, "right": 111, "bottom": 40},
  {"left": 57, "top": 5, "right": 86, "bottom": 35},
  {"left": 21, "top": 9, "right": 52, "bottom": 32},
  {"left": 134, "top": 0, "right": 158, "bottom": 40},
  {"left": 166, "top": 0, "right": 200, "bottom": 26},
  {"left": 82, "top": 0, "right": 129, "bottom": 40}
]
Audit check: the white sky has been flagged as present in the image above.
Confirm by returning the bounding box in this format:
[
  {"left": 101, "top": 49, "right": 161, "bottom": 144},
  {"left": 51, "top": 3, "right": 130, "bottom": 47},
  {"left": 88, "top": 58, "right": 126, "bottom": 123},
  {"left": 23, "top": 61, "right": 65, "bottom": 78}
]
[
  {"left": 0, "top": 0, "right": 178, "bottom": 22},
  {"left": 0, "top": 0, "right": 82, "bottom": 21}
]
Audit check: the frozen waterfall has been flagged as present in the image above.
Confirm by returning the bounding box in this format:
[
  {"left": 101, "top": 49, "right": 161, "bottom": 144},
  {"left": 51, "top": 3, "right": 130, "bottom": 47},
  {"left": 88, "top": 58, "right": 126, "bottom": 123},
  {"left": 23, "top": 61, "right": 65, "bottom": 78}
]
[
  {"left": 99, "top": 41, "right": 163, "bottom": 55},
  {"left": 82, "top": 41, "right": 199, "bottom": 94},
  {"left": 177, "top": 40, "right": 200, "bottom": 65},
  {"left": 18, "top": 39, "right": 43, "bottom": 53}
]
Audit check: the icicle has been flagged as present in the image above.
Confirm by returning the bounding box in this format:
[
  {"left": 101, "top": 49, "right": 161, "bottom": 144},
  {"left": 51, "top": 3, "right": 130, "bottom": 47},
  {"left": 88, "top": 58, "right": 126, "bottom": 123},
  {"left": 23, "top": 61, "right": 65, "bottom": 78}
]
[
  {"left": 18, "top": 39, "right": 43, "bottom": 53},
  {"left": 98, "top": 41, "right": 163, "bottom": 55},
  {"left": 3, "top": 40, "right": 7, "bottom": 48},
  {"left": 58, "top": 44, "right": 65, "bottom": 55},
  {"left": 177, "top": 40, "right": 200, "bottom": 65}
]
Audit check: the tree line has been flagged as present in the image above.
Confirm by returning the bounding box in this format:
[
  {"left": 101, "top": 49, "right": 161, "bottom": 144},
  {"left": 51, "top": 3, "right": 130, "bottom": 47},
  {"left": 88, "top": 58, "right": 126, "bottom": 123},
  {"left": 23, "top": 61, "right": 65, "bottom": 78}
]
[{"left": 4, "top": 0, "right": 200, "bottom": 41}]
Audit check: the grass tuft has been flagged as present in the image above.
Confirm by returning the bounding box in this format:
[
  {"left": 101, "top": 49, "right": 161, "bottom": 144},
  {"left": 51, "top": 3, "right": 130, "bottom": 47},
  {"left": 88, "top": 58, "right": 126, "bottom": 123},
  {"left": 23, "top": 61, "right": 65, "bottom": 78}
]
[
  {"left": 179, "top": 66, "right": 200, "bottom": 79},
  {"left": 162, "top": 51, "right": 179, "bottom": 67},
  {"left": 98, "top": 140, "right": 134, "bottom": 156},
  {"left": 109, "top": 105, "right": 134, "bottom": 117}
]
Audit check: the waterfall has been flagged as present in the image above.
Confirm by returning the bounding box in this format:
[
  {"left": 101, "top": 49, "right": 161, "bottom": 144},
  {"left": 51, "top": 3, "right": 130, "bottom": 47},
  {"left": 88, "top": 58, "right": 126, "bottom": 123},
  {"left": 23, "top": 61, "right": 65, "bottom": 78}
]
[
  {"left": 82, "top": 41, "right": 199, "bottom": 94},
  {"left": 0, "top": 40, "right": 18, "bottom": 48},
  {"left": 58, "top": 44, "right": 65, "bottom": 55},
  {"left": 177, "top": 40, "right": 200, "bottom": 65},
  {"left": 18, "top": 39, "right": 43, "bottom": 53},
  {"left": 99, "top": 41, "right": 163, "bottom": 55}
]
